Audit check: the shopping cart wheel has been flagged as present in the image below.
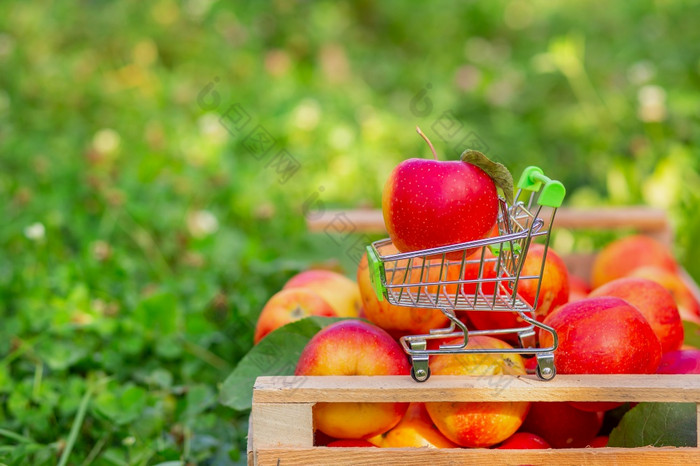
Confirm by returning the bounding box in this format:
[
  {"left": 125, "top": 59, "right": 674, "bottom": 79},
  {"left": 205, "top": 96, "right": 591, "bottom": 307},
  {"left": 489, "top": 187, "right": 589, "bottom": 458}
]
[
  {"left": 411, "top": 366, "right": 431, "bottom": 383},
  {"left": 536, "top": 364, "right": 556, "bottom": 380},
  {"left": 535, "top": 353, "right": 556, "bottom": 381},
  {"left": 408, "top": 340, "right": 430, "bottom": 382}
]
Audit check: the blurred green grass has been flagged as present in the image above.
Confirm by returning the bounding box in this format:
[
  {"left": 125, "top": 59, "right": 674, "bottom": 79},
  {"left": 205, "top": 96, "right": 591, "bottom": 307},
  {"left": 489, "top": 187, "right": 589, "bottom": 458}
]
[{"left": 1, "top": 0, "right": 699, "bottom": 463}]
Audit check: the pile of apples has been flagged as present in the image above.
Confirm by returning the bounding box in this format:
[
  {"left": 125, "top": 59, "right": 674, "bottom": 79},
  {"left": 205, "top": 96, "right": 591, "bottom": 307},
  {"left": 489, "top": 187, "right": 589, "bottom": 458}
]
[
  {"left": 261, "top": 234, "right": 700, "bottom": 450},
  {"left": 253, "top": 134, "right": 700, "bottom": 448}
]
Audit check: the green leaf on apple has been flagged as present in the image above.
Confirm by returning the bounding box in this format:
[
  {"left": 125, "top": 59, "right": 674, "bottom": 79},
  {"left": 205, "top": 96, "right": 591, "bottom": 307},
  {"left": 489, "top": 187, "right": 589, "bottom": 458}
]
[
  {"left": 683, "top": 320, "right": 700, "bottom": 348},
  {"left": 219, "top": 316, "right": 348, "bottom": 411},
  {"left": 460, "top": 150, "right": 514, "bottom": 205},
  {"left": 607, "top": 402, "right": 696, "bottom": 447}
]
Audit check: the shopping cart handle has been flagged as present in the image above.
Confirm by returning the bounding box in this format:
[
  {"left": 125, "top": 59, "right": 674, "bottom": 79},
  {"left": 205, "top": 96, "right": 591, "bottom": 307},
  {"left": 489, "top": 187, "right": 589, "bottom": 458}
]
[
  {"left": 517, "top": 166, "right": 566, "bottom": 208},
  {"left": 365, "top": 246, "right": 385, "bottom": 301}
]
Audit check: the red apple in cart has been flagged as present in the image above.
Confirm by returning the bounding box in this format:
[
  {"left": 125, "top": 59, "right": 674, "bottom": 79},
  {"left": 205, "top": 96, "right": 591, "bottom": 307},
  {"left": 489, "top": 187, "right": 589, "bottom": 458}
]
[
  {"left": 539, "top": 296, "right": 662, "bottom": 412},
  {"left": 357, "top": 246, "right": 463, "bottom": 339},
  {"left": 461, "top": 248, "right": 500, "bottom": 295},
  {"left": 382, "top": 128, "right": 499, "bottom": 258},
  {"left": 467, "top": 244, "right": 569, "bottom": 337},
  {"left": 589, "top": 277, "right": 684, "bottom": 353},
  {"left": 513, "top": 244, "right": 570, "bottom": 318}
]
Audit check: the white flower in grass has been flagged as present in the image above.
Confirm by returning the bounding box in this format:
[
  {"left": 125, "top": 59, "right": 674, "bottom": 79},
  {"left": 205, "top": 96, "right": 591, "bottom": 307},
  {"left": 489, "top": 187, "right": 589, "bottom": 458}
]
[
  {"left": 24, "top": 222, "right": 45, "bottom": 241},
  {"left": 638, "top": 85, "right": 667, "bottom": 122},
  {"left": 187, "top": 210, "right": 219, "bottom": 238},
  {"left": 93, "top": 128, "right": 121, "bottom": 154}
]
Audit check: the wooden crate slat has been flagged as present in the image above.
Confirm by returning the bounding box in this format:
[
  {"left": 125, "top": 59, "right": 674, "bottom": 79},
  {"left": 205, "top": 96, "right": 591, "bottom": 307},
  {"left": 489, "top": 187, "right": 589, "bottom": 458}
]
[
  {"left": 253, "top": 374, "right": 700, "bottom": 403},
  {"left": 251, "top": 402, "right": 314, "bottom": 449},
  {"left": 255, "top": 446, "right": 700, "bottom": 466}
]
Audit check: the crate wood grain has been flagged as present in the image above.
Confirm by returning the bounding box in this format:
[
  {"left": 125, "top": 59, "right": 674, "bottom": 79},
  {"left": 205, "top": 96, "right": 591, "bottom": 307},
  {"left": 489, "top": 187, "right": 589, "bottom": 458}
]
[{"left": 248, "top": 374, "right": 700, "bottom": 465}]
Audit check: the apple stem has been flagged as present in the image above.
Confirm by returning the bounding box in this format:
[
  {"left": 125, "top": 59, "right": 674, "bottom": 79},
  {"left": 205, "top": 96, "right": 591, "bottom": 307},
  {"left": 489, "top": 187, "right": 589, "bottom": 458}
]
[{"left": 416, "top": 126, "right": 438, "bottom": 161}]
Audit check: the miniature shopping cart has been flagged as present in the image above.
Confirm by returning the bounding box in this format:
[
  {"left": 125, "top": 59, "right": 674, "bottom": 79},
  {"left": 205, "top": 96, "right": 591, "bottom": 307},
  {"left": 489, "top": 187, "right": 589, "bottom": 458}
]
[{"left": 366, "top": 166, "right": 566, "bottom": 382}]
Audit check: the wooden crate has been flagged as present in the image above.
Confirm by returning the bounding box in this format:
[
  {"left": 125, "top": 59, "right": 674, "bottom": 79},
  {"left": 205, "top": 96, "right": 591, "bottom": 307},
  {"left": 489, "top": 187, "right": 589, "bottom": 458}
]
[
  {"left": 245, "top": 207, "right": 700, "bottom": 465},
  {"left": 249, "top": 375, "right": 700, "bottom": 465}
]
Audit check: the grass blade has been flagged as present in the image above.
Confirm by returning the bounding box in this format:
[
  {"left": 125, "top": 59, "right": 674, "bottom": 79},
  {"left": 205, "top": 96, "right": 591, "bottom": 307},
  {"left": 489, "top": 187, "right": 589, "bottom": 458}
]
[{"left": 57, "top": 383, "right": 94, "bottom": 466}]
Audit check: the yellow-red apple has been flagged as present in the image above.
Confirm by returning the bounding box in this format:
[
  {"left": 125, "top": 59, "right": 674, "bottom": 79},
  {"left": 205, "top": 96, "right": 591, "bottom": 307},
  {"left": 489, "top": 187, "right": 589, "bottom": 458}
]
[
  {"left": 589, "top": 277, "right": 684, "bottom": 353},
  {"left": 295, "top": 320, "right": 410, "bottom": 439},
  {"left": 254, "top": 288, "right": 336, "bottom": 344},
  {"left": 357, "top": 246, "right": 461, "bottom": 338},
  {"left": 368, "top": 403, "right": 458, "bottom": 448},
  {"left": 424, "top": 335, "right": 530, "bottom": 448},
  {"left": 284, "top": 269, "right": 361, "bottom": 318},
  {"left": 591, "top": 235, "right": 677, "bottom": 289}
]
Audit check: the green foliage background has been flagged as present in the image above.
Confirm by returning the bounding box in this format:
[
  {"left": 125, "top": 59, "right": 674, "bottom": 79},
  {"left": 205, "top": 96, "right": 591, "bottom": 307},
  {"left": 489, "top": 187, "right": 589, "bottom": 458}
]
[{"left": 1, "top": 0, "right": 699, "bottom": 463}]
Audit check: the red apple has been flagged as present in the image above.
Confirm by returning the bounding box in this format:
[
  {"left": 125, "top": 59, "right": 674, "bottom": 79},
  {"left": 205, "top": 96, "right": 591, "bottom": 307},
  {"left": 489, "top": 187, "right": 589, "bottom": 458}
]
[
  {"left": 468, "top": 244, "right": 569, "bottom": 335},
  {"left": 461, "top": 248, "right": 499, "bottom": 295},
  {"left": 254, "top": 288, "right": 336, "bottom": 344},
  {"left": 540, "top": 296, "right": 662, "bottom": 412},
  {"left": 591, "top": 235, "right": 677, "bottom": 289},
  {"left": 540, "top": 297, "right": 662, "bottom": 374},
  {"left": 382, "top": 132, "right": 498, "bottom": 257},
  {"left": 368, "top": 403, "right": 458, "bottom": 448},
  {"left": 568, "top": 274, "right": 591, "bottom": 303},
  {"left": 520, "top": 402, "right": 603, "bottom": 448},
  {"left": 424, "top": 335, "right": 530, "bottom": 448},
  {"left": 588, "top": 436, "right": 609, "bottom": 448},
  {"left": 514, "top": 244, "right": 570, "bottom": 318},
  {"left": 283, "top": 269, "right": 361, "bottom": 317},
  {"left": 656, "top": 349, "right": 700, "bottom": 374},
  {"left": 295, "top": 320, "right": 410, "bottom": 439},
  {"left": 627, "top": 266, "right": 700, "bottom": 324},
  {"left": 496, "top": 432, "right": 551, "bottom": 449},
  {"left": 589, "top": 277, "right": 684, "bottom": 353}
]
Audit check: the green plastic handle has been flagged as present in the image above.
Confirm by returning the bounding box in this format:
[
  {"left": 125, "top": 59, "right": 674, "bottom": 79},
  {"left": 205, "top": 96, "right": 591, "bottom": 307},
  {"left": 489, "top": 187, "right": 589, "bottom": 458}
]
[
  {"left": 489, "top": 242, "right": 521, "bottom": 256},
  {"left": 517, "top": 166, "right": 566, "bottom": 207},
  {"left": 366, "top": 246, "right": 385, "bottom": 301}
]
